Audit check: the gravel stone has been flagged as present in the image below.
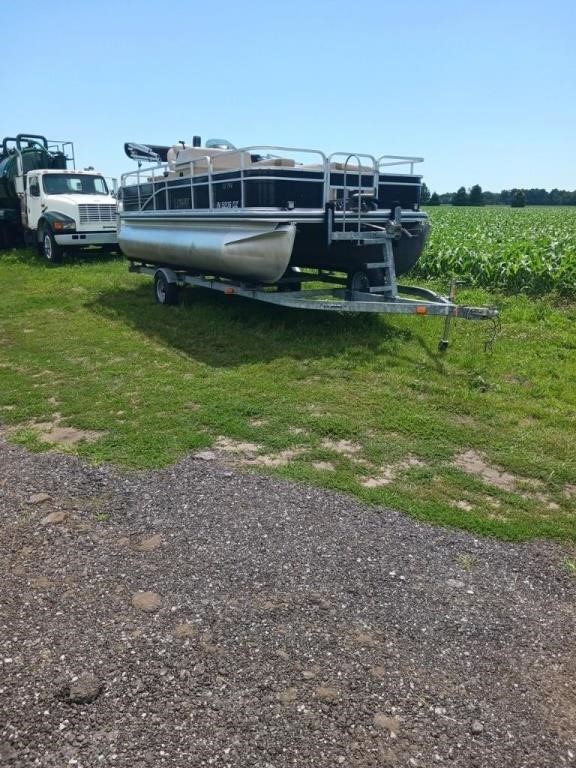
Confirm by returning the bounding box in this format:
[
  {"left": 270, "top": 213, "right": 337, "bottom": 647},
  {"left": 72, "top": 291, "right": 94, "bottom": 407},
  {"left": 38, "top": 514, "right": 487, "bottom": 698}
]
[
  {"left": 131, "top": 591, "right": 162, "bottom": 612},
  {"left": 66, "top": 673, "right": 102, "bottom": 704},
  {"left": 40, "top": 510, "right": 66, "bottom": 525},
  {"left": 27, "top": 492, "right": 52, "bottom": 505},
  {"left": 471, "top": 719, "right": 485, "bottom": 735},
  {"left": 276, "top": 688, "right": 298, "bottom": 705},
  {"left": 135, "top": 533, "right": 162, "bottom": 552},
  {"left": 0, "top": 436, "right": 575, "bottom": 767},
  {"left": 314, "top": 686, "right": 340, "bottom": 703},
  {"left": 193, "top": 450, "right": 217, "bottom": 461},
  {"left": 373, "top": 714, "right": 401, "bottom": 734}
]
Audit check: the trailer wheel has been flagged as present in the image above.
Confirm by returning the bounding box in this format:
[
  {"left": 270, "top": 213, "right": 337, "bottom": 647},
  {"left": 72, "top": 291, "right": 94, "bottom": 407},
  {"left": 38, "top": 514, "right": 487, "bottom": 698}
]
[
  {"left": 347, "top": 267, "right": 386, "bottom": 294},
  {"left": 154, "top": 272, "right": 179, "bottom": 305},
  {"left": 41, "top": 225, "right": 62, "bottom": 264},
  {"left": 346, "top": 270, "right": 370, "bottom": 293}
]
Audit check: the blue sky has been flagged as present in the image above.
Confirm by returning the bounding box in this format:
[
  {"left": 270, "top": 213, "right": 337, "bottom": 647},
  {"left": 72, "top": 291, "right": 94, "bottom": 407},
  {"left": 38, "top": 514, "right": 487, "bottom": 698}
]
[{"left": 1, "top": 0, "right": 574, "bottom": 193}]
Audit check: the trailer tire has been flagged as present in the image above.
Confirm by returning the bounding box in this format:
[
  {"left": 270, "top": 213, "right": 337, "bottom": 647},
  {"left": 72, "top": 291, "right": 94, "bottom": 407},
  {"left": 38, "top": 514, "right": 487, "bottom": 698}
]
[
  {"left": 346, "top": 270, "right": 370, "bottom": 293},
  {"left": 154, "top": 272, "right": 179, "bottom": 305},
  {"left": 346, "top": 267, "right": 386, "bottom": 294},
  {"left": 41, "top": 225, "right": 62, "bottom": 264}
]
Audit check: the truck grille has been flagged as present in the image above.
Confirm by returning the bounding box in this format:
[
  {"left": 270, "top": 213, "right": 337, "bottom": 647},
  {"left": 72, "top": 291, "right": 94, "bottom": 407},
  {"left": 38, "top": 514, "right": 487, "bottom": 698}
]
[{"left": 78, "top": 204, "right": 117, "bottom": 224}]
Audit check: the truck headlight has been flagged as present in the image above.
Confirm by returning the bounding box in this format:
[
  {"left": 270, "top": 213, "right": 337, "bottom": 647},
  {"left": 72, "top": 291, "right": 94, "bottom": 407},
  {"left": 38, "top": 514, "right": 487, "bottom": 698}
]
[{"left": 52, "top": 219, "right": 76, "bottom": 232}]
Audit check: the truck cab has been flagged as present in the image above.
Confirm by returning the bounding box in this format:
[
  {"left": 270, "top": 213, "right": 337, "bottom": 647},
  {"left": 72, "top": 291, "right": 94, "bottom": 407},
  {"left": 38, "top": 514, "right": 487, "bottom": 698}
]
[
  {"left": 27, "top": 169, "right": 118, "bottom": 261},
  {"left": 0, "top": 134, "right": 118, "bottom": 261}
]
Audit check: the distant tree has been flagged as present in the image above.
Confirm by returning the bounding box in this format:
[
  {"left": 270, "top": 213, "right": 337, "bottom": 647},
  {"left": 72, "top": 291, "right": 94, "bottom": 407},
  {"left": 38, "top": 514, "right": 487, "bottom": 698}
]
[
  {"left": 420, "top": 182, "right": 431, "bottom": 204},
  {"left": 500, "top": 189, "right": 511, "bottom": 205},
  {"left": 482, "top": 191, "right": 499, "bottom": 205},
  {"left": 468, "top": 184, "right": 484, "bottom": 206},
  {"left": 510, "top": 189, "right": 526, "bottom": 208},
  {"left": 439, "top": 193, "right": 453, "bottom": 204},
  {"left": 452, "top": 187, "right": 468, "bottom": 206},
  {"left": 549, "top": 188, "right": 562, "bottom": 205},
  {"left": 525, "top": 188, "right": 549, "bottom": 205},
  {"left": 428, "top": 192, "right": 441, "bottom": 206}
]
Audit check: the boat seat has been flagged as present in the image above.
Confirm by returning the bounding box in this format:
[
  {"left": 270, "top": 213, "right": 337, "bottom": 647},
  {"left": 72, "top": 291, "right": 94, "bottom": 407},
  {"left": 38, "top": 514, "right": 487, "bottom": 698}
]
[
  {"left": 251, "top": 157, "right": 296, "bottom": 168},
  {"left": 299, "top": 162, "right": 374, "bottom": 173},
  {"left": 174, "top": 148, "right": 253, "bottom": 175}
]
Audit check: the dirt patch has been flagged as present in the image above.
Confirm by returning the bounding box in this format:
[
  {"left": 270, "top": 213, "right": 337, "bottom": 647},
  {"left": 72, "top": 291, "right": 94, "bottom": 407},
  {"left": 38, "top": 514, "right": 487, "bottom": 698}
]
[
  {"left": 213, "top": 437, "right": 304, "bottom": 468},
  {"left": 11, "top": 413, "right": 103, "bottom": 447},
  {"left": 312, "top": 461, "right": 336, "bottom": 472},
  {"left": 249, "top": 418, "right": 269, "bottom": 428},
  {"left": 247, "top": 448, "right": 305, "bottom": 468},
  {"left": 451, "top": 500, "right": 474, "bottom": 512},
  {"left": 37, "top": 425, "right": 102, "bottom": 446},
  {"left": 361, "top": 456, "right": 425, "bottom": 488},
  {"left": 453, "top": 450, "right": 540, "bottom": 493},
  {"left": 306, "top": 404, "right": 330, "bottom": 417},
  {"left": 288, "top": 426, "right": 309, "bottom": 436},
  {"left": 564, "top": 484, "right": 576, "bottom": 499},
  {"left": 321, "top": 438, "right": 363, "bottom": 458},
  {"left": 213, "top": 437, "right": 261, "bottom": 456}
]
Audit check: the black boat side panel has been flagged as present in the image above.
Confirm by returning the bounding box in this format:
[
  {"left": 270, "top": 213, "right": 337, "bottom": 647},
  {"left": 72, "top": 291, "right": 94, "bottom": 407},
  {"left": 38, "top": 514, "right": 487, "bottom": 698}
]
[{"left": 122, "top": 168, "right": 423, "bottom": 213}]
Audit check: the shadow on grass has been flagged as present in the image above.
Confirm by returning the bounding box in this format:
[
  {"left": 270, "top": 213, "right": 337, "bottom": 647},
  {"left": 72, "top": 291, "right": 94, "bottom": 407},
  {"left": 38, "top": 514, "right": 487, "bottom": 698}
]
[
  {"left": 90, "top": 282, "right": 447, "bottom": 371},
  {"left": 0, "top": 246, "right": 122, "bottom": 268}
]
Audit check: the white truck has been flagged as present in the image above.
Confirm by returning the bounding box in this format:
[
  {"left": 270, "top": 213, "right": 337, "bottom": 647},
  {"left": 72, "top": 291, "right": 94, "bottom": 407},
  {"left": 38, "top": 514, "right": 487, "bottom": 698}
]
[{"left": 0, "top": 133, "right": 118, "bottom": 261}]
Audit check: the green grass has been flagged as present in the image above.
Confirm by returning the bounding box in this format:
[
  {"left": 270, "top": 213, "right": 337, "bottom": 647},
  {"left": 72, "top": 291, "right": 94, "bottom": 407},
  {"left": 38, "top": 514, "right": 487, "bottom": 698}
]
[{"left": 0, "top": 243, "right": 575, "bottom": 543}]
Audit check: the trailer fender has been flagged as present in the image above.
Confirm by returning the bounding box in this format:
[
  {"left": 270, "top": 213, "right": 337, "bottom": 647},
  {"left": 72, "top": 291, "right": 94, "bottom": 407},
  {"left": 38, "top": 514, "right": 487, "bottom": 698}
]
[
  {"left": 153, "top": 268, "right": 180, "bottom": 305},
  {"left": 154, "top": 267, "right": 179, "bottom": 285}
]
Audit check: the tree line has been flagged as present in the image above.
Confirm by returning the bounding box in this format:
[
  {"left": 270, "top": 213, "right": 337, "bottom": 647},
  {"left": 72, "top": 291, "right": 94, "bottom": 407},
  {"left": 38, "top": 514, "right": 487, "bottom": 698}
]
[{"left": 420, "top": 183, "right": 576, "bottom": 207}]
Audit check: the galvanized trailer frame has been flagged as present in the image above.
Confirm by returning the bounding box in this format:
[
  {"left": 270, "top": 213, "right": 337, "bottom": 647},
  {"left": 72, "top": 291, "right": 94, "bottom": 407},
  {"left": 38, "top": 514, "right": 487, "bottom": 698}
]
[{"left": 128, "top": 225, "right": 498, "bottom": 352}]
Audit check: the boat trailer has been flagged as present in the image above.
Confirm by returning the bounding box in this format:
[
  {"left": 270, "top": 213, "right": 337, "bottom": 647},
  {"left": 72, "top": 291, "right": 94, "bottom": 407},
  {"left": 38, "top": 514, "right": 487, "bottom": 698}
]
[{"left": 128, "top": 223, "right": 499, "bottom": 353}]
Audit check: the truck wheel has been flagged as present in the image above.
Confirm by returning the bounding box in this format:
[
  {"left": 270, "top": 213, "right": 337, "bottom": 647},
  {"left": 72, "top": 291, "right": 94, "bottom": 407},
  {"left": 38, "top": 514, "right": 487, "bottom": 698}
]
[
  {"left": 41, "top": 226, "right": 62, "bottom": 264},
  {"left": 154, "top": 272, "right": 179, "bottom": 305}
]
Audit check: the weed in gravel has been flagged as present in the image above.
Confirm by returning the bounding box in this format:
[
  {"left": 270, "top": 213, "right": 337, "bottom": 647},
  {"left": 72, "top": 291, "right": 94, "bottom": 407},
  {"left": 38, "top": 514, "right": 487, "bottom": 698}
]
[{"left": 454, "top": 553, "right": 479, "bottom": 570}]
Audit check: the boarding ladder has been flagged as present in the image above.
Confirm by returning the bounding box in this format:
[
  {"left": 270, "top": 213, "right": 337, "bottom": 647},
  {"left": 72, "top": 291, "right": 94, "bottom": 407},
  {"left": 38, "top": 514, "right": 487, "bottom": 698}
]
[{"left": 325, "top": 153, "right": 401, "bottom": 296}]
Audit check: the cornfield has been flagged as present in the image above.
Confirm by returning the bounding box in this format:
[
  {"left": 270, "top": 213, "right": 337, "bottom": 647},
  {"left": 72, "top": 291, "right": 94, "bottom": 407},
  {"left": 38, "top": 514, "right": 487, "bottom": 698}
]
[{"left": 415, "top": 206, "right": 576, "bottom": 296}]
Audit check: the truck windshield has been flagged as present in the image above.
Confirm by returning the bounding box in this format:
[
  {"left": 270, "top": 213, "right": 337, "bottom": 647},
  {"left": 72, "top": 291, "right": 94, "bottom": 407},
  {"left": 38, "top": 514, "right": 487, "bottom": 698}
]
[{"left": 42, "top": 174, "right": 109, "bottom": 195}]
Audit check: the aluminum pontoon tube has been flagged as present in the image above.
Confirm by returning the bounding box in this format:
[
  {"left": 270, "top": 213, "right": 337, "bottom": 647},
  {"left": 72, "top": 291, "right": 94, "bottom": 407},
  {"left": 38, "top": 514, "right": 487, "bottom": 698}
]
[{"left": 119, "top": 217, "right": 296, "bottom": 283}]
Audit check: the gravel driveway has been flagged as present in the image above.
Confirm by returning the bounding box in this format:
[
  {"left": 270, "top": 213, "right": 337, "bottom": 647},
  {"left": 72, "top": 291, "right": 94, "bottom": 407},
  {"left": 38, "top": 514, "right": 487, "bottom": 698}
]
[{"left": 1, "top": 437, "right": 574, "bottom": 767}]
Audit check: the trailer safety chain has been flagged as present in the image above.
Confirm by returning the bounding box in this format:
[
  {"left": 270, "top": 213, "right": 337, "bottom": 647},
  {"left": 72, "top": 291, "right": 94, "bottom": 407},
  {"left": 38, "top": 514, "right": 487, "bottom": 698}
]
[{"left": 483, "top": 314, "right": 501, "bottom": 354}]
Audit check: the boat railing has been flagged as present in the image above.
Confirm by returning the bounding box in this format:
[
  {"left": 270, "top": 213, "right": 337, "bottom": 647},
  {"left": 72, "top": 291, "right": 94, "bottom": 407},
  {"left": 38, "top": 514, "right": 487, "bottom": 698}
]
[
  {"left": 119, "top": 145, "right": 423, "bottom": 214},
  {"left": 377, "top": 155, "right": 424, "bottom": 175},
  {"left": 237, "top": 146, "right": 328, "bottom": 209},
  {"left": 328, "top": 152, "right": 378, "bottom": 235}
]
